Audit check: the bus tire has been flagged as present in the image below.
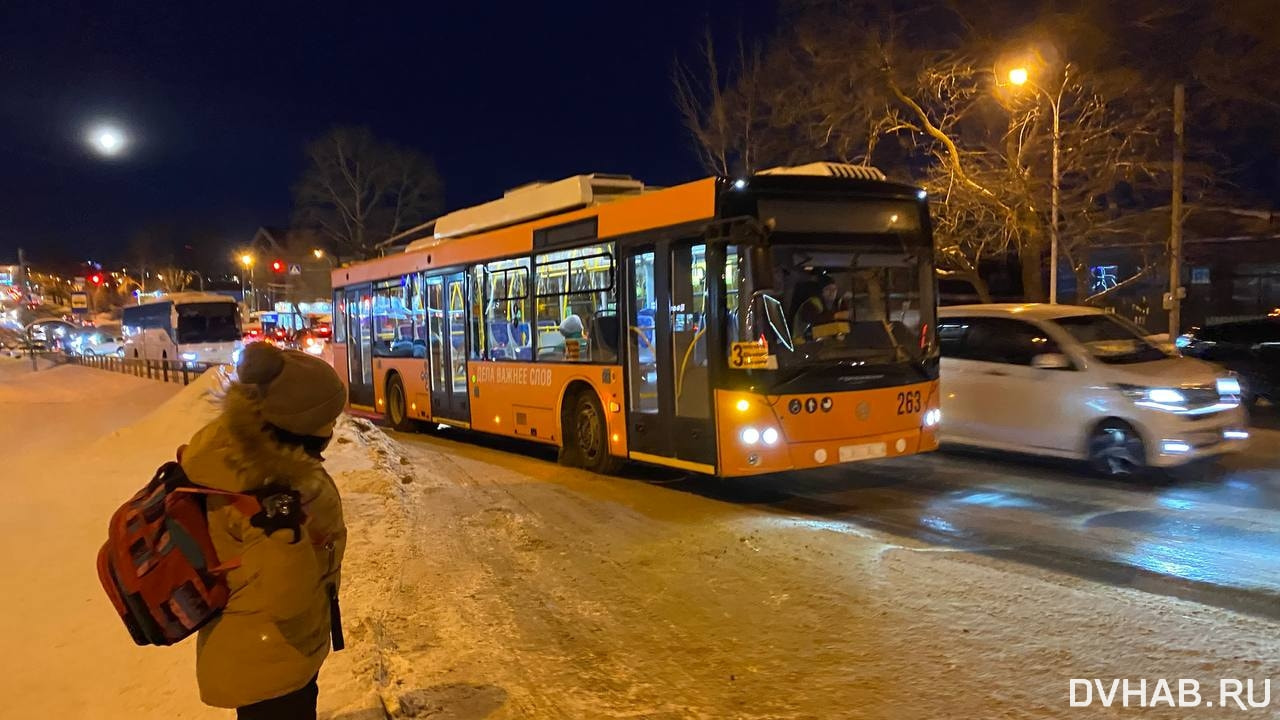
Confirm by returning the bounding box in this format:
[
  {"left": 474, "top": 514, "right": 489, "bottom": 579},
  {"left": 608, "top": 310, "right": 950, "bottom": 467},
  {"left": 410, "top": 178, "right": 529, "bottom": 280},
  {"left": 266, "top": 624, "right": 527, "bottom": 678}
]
[
  {"left": 561, "top": 389, "right": 622, "bottom": 475},
  {"left": 385, "top": 374, "right": 415, "bottom": 432}
]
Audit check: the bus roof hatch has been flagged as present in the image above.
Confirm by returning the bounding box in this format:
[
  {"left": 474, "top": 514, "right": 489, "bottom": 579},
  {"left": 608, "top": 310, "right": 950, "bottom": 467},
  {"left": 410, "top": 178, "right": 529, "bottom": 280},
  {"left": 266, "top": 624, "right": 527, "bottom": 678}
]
[
  {"left": 432, "top": 173, "right": 645, "bottom": 241},
  {"left": 757, "top": 162, "right": 887, "bottom": 181}
]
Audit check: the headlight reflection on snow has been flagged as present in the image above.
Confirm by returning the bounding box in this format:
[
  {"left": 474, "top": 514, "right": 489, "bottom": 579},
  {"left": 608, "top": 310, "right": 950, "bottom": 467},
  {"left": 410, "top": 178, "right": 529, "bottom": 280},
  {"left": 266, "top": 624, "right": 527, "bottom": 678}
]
[
  {"left": 919, "top": 515, "right": 959, "bottom": 534},
  {"left": 953, "top": 490, "right": 1039, "bottom": 510}
]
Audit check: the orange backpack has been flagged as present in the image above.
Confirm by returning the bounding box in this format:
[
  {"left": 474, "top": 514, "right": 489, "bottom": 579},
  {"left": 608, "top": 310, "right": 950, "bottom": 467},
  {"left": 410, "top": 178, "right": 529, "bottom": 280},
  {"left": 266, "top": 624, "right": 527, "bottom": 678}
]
[{"left": 97, "top": 462, "right": 257, "bottom": 646}]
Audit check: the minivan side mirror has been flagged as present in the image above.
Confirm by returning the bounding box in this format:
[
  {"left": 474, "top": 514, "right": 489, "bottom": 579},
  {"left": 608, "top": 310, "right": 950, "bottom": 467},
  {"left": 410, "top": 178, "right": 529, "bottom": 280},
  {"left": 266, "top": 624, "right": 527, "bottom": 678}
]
[{"left": 1031, "top": 352, "right": 1073, "bottom": 370}]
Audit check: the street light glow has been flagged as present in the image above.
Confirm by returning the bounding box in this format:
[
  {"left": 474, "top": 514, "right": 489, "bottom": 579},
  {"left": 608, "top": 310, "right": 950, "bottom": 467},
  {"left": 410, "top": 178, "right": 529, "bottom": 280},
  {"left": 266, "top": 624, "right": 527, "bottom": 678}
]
[
  {"left": 1008, "top": 67, "right": 1029, "bottom": 86},
  {"left": 86, "top": 123, "right": 128, "bottom": 157},
  {"left": 239, "top": 253, "right": 254, "bottom": 268},
  {"left": 313, "top": 248, "right": 325, "bottom": 259}
]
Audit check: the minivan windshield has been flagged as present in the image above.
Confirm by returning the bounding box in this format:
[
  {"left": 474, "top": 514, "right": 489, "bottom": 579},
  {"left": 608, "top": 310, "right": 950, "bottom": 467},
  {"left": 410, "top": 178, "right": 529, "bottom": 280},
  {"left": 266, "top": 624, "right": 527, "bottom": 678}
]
[{"left": 1052, "top": 314, "right": 1169, "bottom": 364}]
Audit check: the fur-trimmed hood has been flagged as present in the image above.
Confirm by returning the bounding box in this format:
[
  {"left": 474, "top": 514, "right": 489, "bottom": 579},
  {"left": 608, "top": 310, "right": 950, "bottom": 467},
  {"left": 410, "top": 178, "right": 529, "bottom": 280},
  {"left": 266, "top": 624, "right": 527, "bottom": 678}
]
[{"left": 181, "top": 383, "right": 324, "bottom": 493}]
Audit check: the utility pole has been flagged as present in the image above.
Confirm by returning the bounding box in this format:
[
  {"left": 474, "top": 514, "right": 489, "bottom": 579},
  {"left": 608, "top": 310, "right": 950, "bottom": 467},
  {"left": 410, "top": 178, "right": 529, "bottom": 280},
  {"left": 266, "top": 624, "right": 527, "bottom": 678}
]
[
  {"left": 1049, "top": 95, "right": 1060, "bottom": 304},
  {"left": 1168, "top": 83, "right": 1185, "bottom": 338},
  {"left": 17, "top": 248, "right": 36, "bottom": 372}
]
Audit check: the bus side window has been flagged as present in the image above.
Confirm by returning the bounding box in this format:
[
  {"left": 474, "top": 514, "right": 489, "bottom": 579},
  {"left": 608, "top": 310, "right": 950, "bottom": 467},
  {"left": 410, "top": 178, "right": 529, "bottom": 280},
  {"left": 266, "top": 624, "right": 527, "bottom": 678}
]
[
  {"left": 672, "top": 243, "right": 709, "bottom": 419},
  {"left": 534, "top": 243, "right": 616, "bottom": 363},
  {"left": 482, "top": 258, "right": 531, "bottom": 361},
  {"left": 333, "top": 292, "right": 347, "bottom": 344},
  {"left": 628, "top": 251, "right": 658, "bottom": 414}
]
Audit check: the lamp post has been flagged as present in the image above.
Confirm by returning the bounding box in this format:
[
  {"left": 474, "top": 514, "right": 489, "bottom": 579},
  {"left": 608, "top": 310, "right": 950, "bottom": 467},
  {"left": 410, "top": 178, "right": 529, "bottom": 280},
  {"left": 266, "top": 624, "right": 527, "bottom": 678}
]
[
  {"left": 1009, "top": 64, "right": 1069, "bottom": 304},
  {"left": 239, "top": 253, "right": 255, "bottom": 312}
]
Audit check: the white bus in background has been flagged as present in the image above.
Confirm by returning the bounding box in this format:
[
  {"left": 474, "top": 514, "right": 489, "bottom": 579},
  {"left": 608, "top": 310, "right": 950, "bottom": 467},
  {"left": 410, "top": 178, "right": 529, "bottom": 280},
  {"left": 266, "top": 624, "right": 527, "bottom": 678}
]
[{"left": 122, "top": 293, "right": 242, "bottom": 364}]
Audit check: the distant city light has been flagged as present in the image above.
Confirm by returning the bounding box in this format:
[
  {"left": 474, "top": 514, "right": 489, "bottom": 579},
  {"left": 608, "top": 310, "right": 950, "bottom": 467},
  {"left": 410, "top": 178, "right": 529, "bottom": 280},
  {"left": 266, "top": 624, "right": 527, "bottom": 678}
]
[{"left": 85, "top": 122, "right": 129, "bottom": 158}]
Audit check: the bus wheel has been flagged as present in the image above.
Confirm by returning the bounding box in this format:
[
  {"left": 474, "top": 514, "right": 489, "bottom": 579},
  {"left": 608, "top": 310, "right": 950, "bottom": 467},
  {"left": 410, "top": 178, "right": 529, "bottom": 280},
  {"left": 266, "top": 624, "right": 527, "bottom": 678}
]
[
  {"left": 386, "top": 374, "right": 415, "bottom": 432},
  {"left": 562, "top": 390, "right": 622, "bottom": 475}
]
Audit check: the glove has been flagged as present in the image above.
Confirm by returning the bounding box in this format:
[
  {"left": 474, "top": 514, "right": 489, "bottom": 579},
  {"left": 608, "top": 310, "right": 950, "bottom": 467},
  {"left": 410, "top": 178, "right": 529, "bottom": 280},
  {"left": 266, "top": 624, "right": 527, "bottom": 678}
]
[{"left": 249, "top": 485, "right": 305, "bottom": 544}]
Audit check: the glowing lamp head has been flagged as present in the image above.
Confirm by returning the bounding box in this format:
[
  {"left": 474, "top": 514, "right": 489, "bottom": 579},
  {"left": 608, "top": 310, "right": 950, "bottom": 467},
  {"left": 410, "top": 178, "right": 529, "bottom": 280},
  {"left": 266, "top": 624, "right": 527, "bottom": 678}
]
[{"left": 1008, "top": 67, "right": 1029, "bottom": 86}]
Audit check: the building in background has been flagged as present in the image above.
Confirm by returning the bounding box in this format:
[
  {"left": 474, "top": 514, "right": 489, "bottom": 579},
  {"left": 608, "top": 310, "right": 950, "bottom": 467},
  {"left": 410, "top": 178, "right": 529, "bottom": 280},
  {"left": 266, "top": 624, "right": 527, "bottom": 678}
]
[{"left": 243, "top": 226, "right": 334, "bottom": 330}]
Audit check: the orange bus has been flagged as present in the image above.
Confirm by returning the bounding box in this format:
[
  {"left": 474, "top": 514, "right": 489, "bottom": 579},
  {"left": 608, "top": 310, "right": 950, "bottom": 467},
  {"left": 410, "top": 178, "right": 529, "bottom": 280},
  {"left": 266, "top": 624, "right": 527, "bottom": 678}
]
[{"left": 330, "top": 163, "right": 941, "bottom": 477}]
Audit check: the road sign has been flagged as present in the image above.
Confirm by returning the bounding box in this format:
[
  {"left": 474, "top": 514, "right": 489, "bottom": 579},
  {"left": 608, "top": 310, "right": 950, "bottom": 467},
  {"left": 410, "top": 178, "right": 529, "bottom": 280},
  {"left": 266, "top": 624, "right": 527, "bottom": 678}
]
[
  {"left": 288, "top": 263, "right": 303, "bottom": 276},
  {"left": 73, "top": 276, "right": 86, "bottom": 290},
  {"left": 71, "top": 292, "right": 89, "bottom": 313}
]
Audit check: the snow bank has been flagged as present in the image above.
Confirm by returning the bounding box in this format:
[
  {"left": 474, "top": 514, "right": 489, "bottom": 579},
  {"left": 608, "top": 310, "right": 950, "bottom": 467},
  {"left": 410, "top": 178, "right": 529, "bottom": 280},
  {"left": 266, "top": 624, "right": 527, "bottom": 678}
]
[{"left": 1, "top": 365, "right": 403, "bottom": 719}]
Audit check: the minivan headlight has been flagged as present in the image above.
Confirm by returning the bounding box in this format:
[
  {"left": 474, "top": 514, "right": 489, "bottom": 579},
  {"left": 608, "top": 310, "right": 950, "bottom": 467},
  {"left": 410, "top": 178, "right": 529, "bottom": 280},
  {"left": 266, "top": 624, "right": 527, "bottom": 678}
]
[{"left": 1117, "top": 384, "right": 1186, "bottom": 409}]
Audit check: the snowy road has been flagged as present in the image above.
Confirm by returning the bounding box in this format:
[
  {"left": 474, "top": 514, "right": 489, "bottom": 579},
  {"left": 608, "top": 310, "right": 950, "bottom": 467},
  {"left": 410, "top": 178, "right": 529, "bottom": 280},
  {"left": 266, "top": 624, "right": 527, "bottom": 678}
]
[
  {"left": 363, "top": 423, "right": 1280, "bottom": 718},
  {"left": 672, "top": 421, "right": 1280, "bottom": 621}
]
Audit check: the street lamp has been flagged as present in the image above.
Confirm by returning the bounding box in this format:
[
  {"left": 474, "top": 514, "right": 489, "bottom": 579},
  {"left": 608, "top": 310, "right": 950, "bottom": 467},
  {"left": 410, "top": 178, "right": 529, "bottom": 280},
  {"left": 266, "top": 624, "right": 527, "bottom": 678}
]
[
  {"left": 239, "top": 253, "right": 256, "bottom": 312},
  {"left": 1008, "top": 63, "right": 1070, "bottom": 304},
  {"left": 312, "top": 248, "right": 337, "bottom": 267}
]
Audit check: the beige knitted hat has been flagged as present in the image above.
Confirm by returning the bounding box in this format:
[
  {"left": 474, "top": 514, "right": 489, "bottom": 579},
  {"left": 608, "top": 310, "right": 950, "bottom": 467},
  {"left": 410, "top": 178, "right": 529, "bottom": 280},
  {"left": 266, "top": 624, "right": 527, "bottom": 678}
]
[{"left": 236, "top": 342, "right": 346, "bottom": 436}]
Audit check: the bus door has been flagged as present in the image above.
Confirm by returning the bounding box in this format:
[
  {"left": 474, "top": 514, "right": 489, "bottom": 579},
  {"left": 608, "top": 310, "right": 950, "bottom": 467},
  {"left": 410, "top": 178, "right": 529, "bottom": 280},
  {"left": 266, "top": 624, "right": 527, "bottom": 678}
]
[
  {"left": 425, "top": 271, "right": 471, "bottom": 423},
  {"left": 624, "top": 241, "right": 717, "bottom": 471},
  {"left": 344, "top": 286, "right": 375, "bottom": 407}
]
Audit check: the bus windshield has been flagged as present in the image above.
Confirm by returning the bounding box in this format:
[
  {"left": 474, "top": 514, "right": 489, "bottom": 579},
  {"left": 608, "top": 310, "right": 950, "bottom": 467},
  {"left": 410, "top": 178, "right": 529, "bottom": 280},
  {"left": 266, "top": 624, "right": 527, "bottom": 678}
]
[
  {"left": 735, "top": 198, "right": 937, "bottom": 371},
  {"left": 176, "top": 302, "right": 240, "bottom": 344}
]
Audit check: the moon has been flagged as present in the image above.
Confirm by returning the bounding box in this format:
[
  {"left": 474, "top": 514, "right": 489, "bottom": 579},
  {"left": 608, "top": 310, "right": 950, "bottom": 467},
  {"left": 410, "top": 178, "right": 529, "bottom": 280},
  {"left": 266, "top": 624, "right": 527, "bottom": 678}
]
[{"left": 86, "top": 123, "right": 128, "bottom": 157}]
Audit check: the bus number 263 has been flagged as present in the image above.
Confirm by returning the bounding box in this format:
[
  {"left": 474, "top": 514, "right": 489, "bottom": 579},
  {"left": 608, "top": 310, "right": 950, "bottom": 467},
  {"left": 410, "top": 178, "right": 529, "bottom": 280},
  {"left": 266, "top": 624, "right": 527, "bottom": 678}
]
[{"left": 896, "top": 391, "right": 922, "bottom": 415}]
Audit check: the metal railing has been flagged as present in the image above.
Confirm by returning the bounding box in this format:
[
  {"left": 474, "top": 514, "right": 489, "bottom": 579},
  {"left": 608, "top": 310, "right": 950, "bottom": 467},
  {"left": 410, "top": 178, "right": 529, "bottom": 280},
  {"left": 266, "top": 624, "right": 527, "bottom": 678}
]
[{"left": 64, "top": 353, "right": 219, "bottom": 386}]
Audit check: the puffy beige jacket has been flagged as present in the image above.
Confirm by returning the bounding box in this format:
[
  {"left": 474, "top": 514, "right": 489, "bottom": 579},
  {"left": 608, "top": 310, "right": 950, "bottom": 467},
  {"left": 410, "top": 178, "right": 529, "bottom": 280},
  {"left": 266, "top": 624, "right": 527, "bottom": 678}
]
[{"left": 179, "top": 387, "right": 347, "bottom": 709}]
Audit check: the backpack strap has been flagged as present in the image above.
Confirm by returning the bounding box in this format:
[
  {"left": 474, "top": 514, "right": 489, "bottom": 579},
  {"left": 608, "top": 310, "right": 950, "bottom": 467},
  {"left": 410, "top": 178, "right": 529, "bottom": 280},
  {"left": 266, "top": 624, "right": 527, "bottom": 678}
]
[{"left": 169, "top": 486, "right": 261, "bottom": 574}]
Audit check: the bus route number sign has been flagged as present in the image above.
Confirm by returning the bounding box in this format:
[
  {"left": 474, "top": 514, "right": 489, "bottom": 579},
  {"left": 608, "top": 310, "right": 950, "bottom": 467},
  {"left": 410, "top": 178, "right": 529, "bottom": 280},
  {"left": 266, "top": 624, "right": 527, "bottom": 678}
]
[{"left": 729, "top": 342, "right": 771, "bottom": 370}]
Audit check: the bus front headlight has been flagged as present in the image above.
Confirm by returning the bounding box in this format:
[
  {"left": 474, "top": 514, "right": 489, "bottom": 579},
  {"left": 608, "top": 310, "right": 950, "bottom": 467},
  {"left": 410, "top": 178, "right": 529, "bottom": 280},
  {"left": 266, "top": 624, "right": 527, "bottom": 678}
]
[{"left": 740, "top": 427, "right": 760, "bottom": 445}]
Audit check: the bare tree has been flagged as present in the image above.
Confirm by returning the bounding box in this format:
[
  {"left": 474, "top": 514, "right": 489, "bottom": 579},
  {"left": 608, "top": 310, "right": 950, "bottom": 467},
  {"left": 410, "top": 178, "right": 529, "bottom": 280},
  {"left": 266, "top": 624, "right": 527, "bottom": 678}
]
[
  {"left": 155, "top": 267, "right": 193, "bottom": 294},
  {"left": 292, "top": 127, "right": 443, "bottom": 261},
  {"left": 673, "top": 29, "right": 771, "bottom": 176},
  {"left": 673, "top": 0, "right": 1217, "bottom": 303}
]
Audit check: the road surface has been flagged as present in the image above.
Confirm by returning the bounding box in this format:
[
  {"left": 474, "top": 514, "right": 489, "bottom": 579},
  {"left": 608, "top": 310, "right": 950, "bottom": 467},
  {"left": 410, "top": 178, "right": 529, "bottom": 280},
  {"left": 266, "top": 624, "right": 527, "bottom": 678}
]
[{"left": 357, "top": 414, "right": 1280, "bottom": 718}]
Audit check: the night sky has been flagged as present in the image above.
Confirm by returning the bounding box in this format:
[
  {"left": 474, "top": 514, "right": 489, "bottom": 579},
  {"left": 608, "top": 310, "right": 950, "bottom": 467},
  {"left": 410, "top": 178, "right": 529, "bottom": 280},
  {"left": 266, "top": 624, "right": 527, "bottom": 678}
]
[{"left": 0, "top": 1, "right": 775, "bottom": 267}]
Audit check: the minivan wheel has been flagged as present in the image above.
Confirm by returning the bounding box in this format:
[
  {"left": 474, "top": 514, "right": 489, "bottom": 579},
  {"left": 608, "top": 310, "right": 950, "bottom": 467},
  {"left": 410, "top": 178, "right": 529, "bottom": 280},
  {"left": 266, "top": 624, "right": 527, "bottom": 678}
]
[{"left": 1088, "top": 420, "right": 1147, "bottom": 478}]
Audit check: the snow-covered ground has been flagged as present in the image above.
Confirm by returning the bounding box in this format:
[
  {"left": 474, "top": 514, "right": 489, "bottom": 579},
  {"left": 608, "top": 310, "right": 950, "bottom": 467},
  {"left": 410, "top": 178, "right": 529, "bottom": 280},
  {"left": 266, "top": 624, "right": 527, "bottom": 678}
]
[{"left": 4, "top": 363, "right": 1280, "bottom": 719}]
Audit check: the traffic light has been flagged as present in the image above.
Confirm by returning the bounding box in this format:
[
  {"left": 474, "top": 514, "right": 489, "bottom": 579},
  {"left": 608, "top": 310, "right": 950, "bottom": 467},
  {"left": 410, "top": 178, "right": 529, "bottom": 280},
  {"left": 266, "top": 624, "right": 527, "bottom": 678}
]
[
  {"left": 89, "top": 273, "right": 103, "bottom": 286},
  {"left": 271, "top": 259, "right": 285, "bottom": 273}
]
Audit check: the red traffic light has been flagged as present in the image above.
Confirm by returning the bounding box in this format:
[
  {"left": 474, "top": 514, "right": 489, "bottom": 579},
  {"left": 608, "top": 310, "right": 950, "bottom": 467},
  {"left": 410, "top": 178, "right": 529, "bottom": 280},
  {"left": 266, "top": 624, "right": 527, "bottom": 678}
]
[
  {"left": 271, "top": 260, "right": 285, "bottom": 273},
  {"left": 89, "top": 273, "right": 103, "bottom": 285}
]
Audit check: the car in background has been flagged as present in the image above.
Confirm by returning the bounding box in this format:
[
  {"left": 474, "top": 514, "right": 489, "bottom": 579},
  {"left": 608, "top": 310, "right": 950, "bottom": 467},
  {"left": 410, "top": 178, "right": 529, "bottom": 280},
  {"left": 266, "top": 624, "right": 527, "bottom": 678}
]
[
  {"left": 1177, "top": 318, "right": 1280, "bottom": 408},
  {"left": 242, "top": 322, "right": 266, "bottom": 343},
  {"left": 293, "top": 327, "right": 327, "bottom": 356},
  {"left": 71, "top": 325, "right": 125, "bottom": 357},
  {"left": 938, "top": 304, "right": 1248, "bottom": 477}
]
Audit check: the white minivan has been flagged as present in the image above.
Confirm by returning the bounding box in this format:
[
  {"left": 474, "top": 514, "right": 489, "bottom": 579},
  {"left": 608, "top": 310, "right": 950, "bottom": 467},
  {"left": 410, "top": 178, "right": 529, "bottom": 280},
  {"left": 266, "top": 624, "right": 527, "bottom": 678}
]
[{"left": 938, "top": 304, "right": 1248, "bottom": 476}]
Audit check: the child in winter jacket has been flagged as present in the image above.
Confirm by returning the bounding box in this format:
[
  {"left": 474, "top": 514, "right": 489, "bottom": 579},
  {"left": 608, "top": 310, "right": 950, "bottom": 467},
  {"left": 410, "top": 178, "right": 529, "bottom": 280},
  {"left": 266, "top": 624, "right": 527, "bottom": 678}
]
[{"left": 179, "top": 342, "right": 348, "bottom": 720}]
